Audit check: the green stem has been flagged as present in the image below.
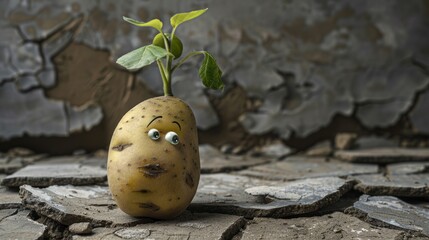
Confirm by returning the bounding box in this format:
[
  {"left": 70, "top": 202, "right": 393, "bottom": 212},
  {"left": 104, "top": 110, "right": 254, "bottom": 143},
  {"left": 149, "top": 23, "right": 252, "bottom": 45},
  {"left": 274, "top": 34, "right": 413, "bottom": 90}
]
[
  {"left": 158, "top": 32, "right": 174, "bottom": 96},
  {"left": 157, "top": 60, "right": 172, "bottom": 96},
  {"left": 164, "top": 30, "right": 176, "bottom": 96},
  {"left": 171, "top": 51, "right": 204, "bottom": 73}
]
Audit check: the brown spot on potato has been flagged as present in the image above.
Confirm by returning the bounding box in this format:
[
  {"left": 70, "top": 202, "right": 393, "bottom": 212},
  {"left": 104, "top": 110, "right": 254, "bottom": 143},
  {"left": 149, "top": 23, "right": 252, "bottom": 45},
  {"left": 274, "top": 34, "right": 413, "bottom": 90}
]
[
  {"left": 138, "top": 202, "right": 160, "bottom": 211},
  {"left": 185, "top": 173, "right": 194, "bottom": 188},
  {"left": 138, "top": 164, "right": 166, "bottom": 178},
  {"left": 127, "top": 163, "right": 132, "bottom": 167},
  {"left": 111, "top": 143, "right": 132, "bottom": 151},
  {"left": 134, "top": 189, "right": 151, "bottom": 194}
]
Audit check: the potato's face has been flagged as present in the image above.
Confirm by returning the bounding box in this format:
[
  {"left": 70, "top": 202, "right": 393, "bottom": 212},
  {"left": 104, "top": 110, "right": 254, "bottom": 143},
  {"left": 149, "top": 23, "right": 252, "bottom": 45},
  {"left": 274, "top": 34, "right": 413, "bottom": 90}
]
[{"left": 108, "top": 96, "right": 200, "bottom": 219}]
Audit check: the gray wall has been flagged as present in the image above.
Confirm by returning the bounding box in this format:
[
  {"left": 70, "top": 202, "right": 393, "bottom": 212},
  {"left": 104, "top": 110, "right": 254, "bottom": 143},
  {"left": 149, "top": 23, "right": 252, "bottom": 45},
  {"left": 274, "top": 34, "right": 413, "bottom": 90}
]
[{"left": 1, "top": 0, "right": 428, "bottom": 153}]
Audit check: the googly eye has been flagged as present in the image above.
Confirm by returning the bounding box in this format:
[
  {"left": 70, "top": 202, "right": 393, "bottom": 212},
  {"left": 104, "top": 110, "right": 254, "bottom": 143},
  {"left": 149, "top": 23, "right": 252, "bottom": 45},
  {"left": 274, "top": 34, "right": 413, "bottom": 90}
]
[
  {"left": 165, "top": 131, "right": 179, "bottom": 145},
  {"left": 148, "top": 129, "right": 160, "bottom": 140}
]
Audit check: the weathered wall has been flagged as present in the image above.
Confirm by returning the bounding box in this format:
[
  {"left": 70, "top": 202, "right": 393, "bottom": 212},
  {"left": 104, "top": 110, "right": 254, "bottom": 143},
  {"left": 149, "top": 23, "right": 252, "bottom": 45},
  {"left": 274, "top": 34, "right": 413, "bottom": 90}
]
[{"left": 1, "top": 0, "right": 429, "bottom": 153}]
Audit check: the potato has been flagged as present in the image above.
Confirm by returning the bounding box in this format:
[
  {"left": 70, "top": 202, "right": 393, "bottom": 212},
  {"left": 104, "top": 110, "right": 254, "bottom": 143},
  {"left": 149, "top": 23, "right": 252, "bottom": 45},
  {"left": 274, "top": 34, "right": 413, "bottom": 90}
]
[{"left": 108, "top": 96, "right": 200, "bottom": 219}]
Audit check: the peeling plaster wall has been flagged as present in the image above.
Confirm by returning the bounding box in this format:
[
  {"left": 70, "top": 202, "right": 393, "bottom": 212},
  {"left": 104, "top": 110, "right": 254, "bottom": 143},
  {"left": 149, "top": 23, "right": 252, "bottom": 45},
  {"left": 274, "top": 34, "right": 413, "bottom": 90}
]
[{"left": 0, "top": 0, "right": 429, "bottom": 152}]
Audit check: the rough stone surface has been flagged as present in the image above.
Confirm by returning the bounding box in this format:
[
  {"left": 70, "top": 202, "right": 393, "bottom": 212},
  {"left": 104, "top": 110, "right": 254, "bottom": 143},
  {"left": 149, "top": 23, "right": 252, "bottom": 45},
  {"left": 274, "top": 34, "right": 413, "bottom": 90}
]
[
  {"left": 252, "top": 141, "right": 292, "bottom": 159},
  {"left": 72, "top": 212, "right": 245, "bottom": 240},
  {"left": 37, "top": 68, "right": 56, "bottom": 88},
  {"left": 352, "top": 173, "right": 429, "bottom": 197},
  {"left": 237, "top": 156, "right": 378, "bottom": 181},
  {"left": 387, "top": 162, "right": 429, "bottom": 175},
  {"left": 305, "top": 140, "right": 333, "bottom": 157},
  {"left": 173, "top": 74, "right": 220, "bottom": 130},
  {"left": 0, "top": 174, "right": 22, "bottom": 209},
  {"left": 346, "top": 195, "right": 429, "bottom": 237},
  {"left": 241, "top": 212, "right": 404, "bottom": 240},
  {"left": 1, "top": 163, "right": 107, "bottom": 187},
  {"left": 0, "top": 208, "right": 17, "bottom": 221},
  {"left": 69, "top": 222, "right": 93, "bottom": 235},
  {"left": 199, "top": 145, "right": 270, "bottom": 173},
  {"left": 0, "top": 81, "right": 68, "bottom": 139},
  {"left": 66, "top": 102, "right": 103, "bottom": 133},
  {"left": 334, "top": 148, "right": 429, "bottom": 163},
  {"left": 36, "top": 155, "right": 107, "bottom": 168},
  {"left": 0, "top": 154, "right": 46, "bottom": 174},
  {"left": 1, "top": 0, "right": 429, "bottom": 148},
  {"left": 411, "top": 88, "right": 429, "bottom": 134},
  {"left": 335, "top": 133, "right": 358, "bottom": 150},
  {"left": 0, "top": 156, "right": 24, "bottom": 174},
  {"left": 354, "top": 136, "right": 399, "bottom": 149},
  {"left": 0, "top": 210, "right": 47, "bottom": 240},
  {"left": 11, "top": 42, "right": 43, "bottom": 75},
  {"left": 16, "top": 75, "right": 39, "bottom": 91},
  {"left": 189, "top": 174, "right": 354, "bottom": 218},
  {"left": 19, "top": 185, "right": 151, "bottom": 227}
]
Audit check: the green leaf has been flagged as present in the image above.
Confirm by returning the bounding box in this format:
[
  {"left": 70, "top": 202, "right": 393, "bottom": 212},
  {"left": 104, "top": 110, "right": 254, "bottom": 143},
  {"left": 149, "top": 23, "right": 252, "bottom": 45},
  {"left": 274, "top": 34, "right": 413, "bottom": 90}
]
[
  {"left": 198, "top": 51, "right": 224, "bottom": 90},
  {"left": 116, "top": 45, "right": 171, "bottom": 70},
  {"left": 170, "top": 8, "right": 208, "bottom": 29},
  {"left": 123, "top": 16, "right": 163, "bottom": 32}
]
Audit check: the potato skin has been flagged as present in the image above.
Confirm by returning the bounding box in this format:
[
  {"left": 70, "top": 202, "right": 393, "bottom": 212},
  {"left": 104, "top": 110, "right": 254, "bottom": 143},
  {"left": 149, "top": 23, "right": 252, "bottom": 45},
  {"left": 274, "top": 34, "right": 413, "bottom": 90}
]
[{"left": 108, "top": 96, "right": 200, "bottom": 219}]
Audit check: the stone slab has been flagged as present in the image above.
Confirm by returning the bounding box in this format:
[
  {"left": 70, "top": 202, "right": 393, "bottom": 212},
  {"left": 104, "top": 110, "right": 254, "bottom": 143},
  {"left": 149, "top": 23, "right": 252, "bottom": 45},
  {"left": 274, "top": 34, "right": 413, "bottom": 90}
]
[
  {"left": 19, "top": 184, "right": 152, "bottom": 227},
  {"left": 237, "top": 156, "right": 378, "bottom": 181},
  {"left": 199, "top": 145, "right": 270, "bottom": 173},
  {"left": 335, "top": 133, "right": 358, "bottom": 150},
  {"left": 72, "top": 212, "right": 245, "bottom": 240},
  {"left": 0, "top": 209, "right": 18, "bottom": 221},
  {"left": 354, "top": 136, "right": 398, "bottom": 149},
  {"left": 334, "top": 148, "right": 429, "bottom": 163},
  {"left": 241, "top": 212, "right": 404, "bottom": 240},
  {"left": 387, "top": 162, "right": 429, "bottom": 175},
  {"left": 251, "top": 141, "right": 292, "bottom": 159},
  {"left": 36, "top": 155, "right": 107, "bottom": 168},
  {"left": 305, "top": 140, "right": 333, "bottom": 157},
  {"left": 69, "top": 222, "right": 93, "bottom": 235},
  {"left": 352, "top": 174, "right": 429, "bottom": 197},
  {"left": 1, "top": 163, "right": 107, "bottom": 187},
  {"left": 189, "top": 174, "right": 354, "bottom": 218},
  {"left": 346, "top": 195, "right": 429, "bottom": 237},
  {"left": 411, "top": 88, "right": 429, "bottom": 134},
  {"left": 0, "top": 154, "right": 46, "bottom": 174},
  {"left": 0, "top": 210, "right": 47, "bottom": 240},
  {"left": 0, "top": 174, "right": 22, "bottom": 209}
]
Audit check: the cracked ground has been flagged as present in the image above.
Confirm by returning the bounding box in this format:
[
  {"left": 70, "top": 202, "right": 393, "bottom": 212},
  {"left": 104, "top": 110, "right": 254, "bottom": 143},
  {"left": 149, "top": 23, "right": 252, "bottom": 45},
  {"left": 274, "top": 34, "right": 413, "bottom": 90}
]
[{"left": 0, "top": 144, "right": 429, "bottom": 239}]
